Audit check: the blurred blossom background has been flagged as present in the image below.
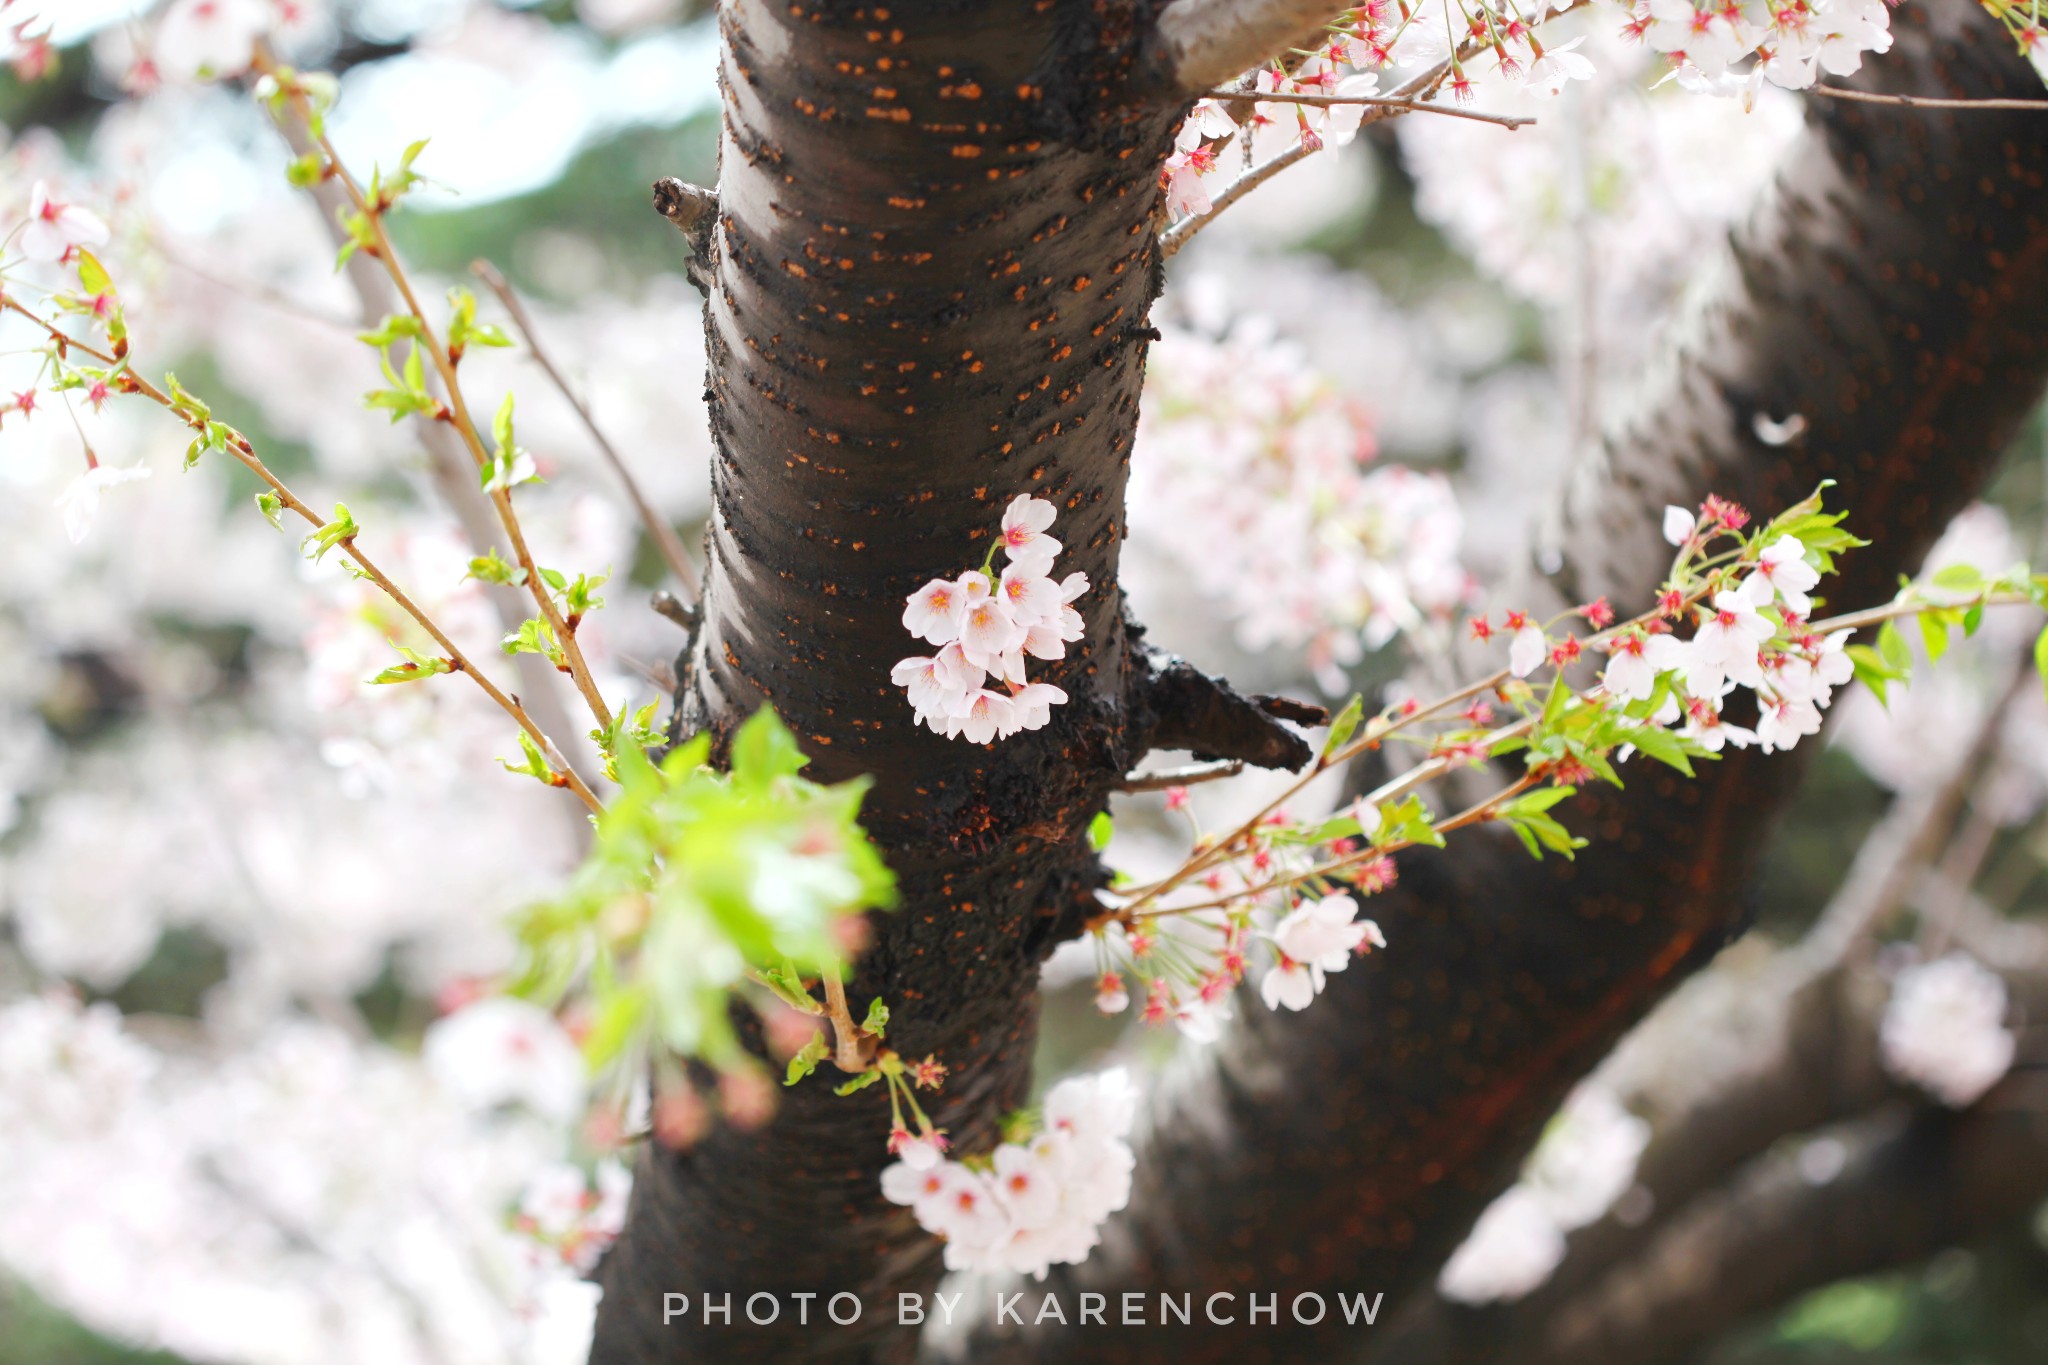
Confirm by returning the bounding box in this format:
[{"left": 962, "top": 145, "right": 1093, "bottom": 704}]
[{"left": 0, "top": 2, "right": 2045, "bottom": 1363}]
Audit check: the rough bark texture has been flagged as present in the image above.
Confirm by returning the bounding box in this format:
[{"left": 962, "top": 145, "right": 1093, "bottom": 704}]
[
  {"left": 966, "top": 2, "right": 2048, "bottom": 1361},
  {"left": 588, "top": 2, "right": 1308, "bottom": 1360}
]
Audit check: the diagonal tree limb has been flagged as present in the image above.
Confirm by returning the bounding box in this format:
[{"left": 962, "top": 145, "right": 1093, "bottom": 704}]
[
  {"left": 964, "top": 2, "right": 2048, "bottom": 1360},
  {"left": 1370, "top": 639, "right": 2047, "bottom": 1365},
  {"left": 1519, "top": 1073, "right": 2048, "bottom": 1365}
]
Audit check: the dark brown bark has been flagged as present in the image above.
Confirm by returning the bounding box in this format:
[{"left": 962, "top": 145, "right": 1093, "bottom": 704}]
[
  {"left": 966, "top": 2, "right": 2048, "bottom": 1361},
  {"left": 589, "top": 3, "right": 1311, "bottom": 1360}
]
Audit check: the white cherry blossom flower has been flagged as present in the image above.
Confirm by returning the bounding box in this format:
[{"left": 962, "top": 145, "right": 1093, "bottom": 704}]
[
  {"left": 950, "top": 688, "right": 1015, "bottom": 744},
  {"left": 1688, "top": 589, "right": 1773, "bottom": 694},
  {"left": 1509, "top": 622, "right": 1548, "bottom": 678},
  {"left": 1261, "top": 893, "right": 1373, "bottom": 1010},
  {"left": 23, "top": 182, "right": 112, "bottom": 264},
  {"left": 887, "top": 1069, "right": 1135, "bottom": 1279},
  {"left": 1681, "top": 701, "right": 1755, "bottom": 753},
  {"left": 56, "top": 463, "right": 152, "bottom": 544},
  {"left": 154, "top": 0, "right": 270, "bottom": 80},
  {"left": 421, "top": 998, "right": 587, "bottom": 1123},
  {"left": 959, "top": 595, "right": 1026, "bottom": 665},
  {"left": 1881, "top": 954, "right": 2015, "bottom": 1108},
  {"left": 1602, "top": 631, "right": 1657, "bottom": 702},
  {"left": 1438, "top": 1185, "right": 1567, "bottom": 1304},
  {"left": 1662, "top": 504, "right": 1696, "bottom": 546},
  {"left": 1007, "top": 682, "right": 1068, "bottom": 733},
  {"left": 1524, "top": 37, "right": 1595, "bottom": 99},
  {"left": 1746, "top": 534, "right": 1820, "bottom": 616},
  {"left": 998, "top": 561, "right": 1061, "bottom": 624},
  {"left": 1754, "top": 695, "right": 1823, "bottom": 753},
  {"left": 999, "top": 494, "right": 1061, "bottom": 567},
  {"left": 902, "top": 577, "right": 965, "bottom": 644}
]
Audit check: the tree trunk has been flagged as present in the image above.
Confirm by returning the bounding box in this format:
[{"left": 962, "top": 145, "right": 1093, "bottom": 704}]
[
  {"left": 966, "top": 2, "right": 2048, "bottom": 1361},
  {"left": 591, "top": 3, "right": 1308, "bottom": 1360}
]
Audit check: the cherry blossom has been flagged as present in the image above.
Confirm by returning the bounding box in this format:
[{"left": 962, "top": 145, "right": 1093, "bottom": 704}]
[
  {"left": 1744, "top": 533, "right": 1821, "bottom": 616},
  {"left": 893, "top": 495, "right": 1085, "bottom": 742},
  {"left": 1260, "top": 892, "right": 1378, "bottom": 1011},
  {"left": 1880, "top": 954, "right": 2015, "bottom": 1108},
  {"left": 55, "top": 463, "right": 152, "bottom": 545},
  {"left": 1602, "top": 630, "right": 1657, "bottom": 702},
  {"left": 881, "top": 1069, "right": 1136, "bottom": 1279},
  {"left": 1662, "top": 504, "right": 1696, "bottom": 546},
  {"left": 1440, "top": 1084, "right": 1648, "bottom": 1303},
  {"left": 1437, "top": 1186, "right": 1566, "bottom": 1304},
  {"left": 1524, "top": 36, "right": 1596, "bottom": 97},
  {"left": 1129, "top": 319, "right": 1468, "bottom": 691},
  {"left": 154, "top": 0, "right": 271, "bottom": 81},
  {"left": 421, "top": 997, "right": 589, "bottom": 1124},
  {"left": 21, "top": 181, "right": 110, "bottom": 264},
  {"left": 998, "top": 491, "right": 1060, "bottom": 567},
  {"left": 1509, "top": 617, "right": 1548, "bottom": 678},
  {"left": 1686, "top": 588, "right": 1773, "bottom": 694}
]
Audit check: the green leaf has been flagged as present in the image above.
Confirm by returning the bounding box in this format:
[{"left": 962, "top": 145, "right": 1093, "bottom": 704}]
[
  {"left": 370, "top": 644, "right": 453, "bottom": 685},
  {"left": 497, "top": 730, "right": 556, "bottom": 785},
  {"left": 75, "top": 249, "right": 115, "bottom": 300},
  {"left": 1625, "top": 722, "right": 1697, "bottom": 777},
  {"left": 861, "top": 997, "right": 889, "bottom": 1037},
  {"left": 501, "top": 616, "right": 565, "bottom": 666},
  {"left": 357, "top": 313, "right": 423, "bottom": 349},
  {"left": 834, "top": 1070, "right": 884, "bottom": 1096},
  {"left": 467, "top": 550, "right": 526, "bottom": 586},
  {"left": 1917, "top": 610, "right": 1949, "bottom": 665},
  {"left": 1929, "top": 563, "right": 1985, "bottom": 592},
  {"left": 285, "top": 151, "right": 325, "bottom": 188},
  {"left": 1322, "top": 694, "right": 1364, "bottom": 758},
  {"left": 730, "top": 707, "right": 809, "bottom": 792},
  {"left": 1087, "top": 810, "right": 1114, "bottom": 852},
  {"left": 1504, "top": 786, "right": 1577, "bottom": 816},
  {"left": 1876, "top": 620, "right": 1913, "bottom": 673},
  {"left": 482, "top": 394, "right": 537, "bottom": 493},
  {"left": 2036, "top": 624, "right": 2048, "bottom": 707},
  {"left": 447, "top": 286, "right": 512, "bottom": 358},
  {"left": 254, "top": 491, "right": 284, "bottom": 530},
  {"left": 784, "top": 1031, "right": 830, "bottom": 1086},
  {"left": 1540, "top": 675, "right": 1571, "bottom": 730},
  {"left": 164, "top": 372, "right": 210, "bottom": 424},
  {"left": 300, "top": 503, "right": 359, "bottom": 563}
]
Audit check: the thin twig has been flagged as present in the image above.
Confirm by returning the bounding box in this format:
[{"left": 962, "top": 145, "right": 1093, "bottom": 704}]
[
  {"left": 471, "top": 260, "right": 703, "bottom": 605},
  {"left": 1201, "top": 85, "right": 1534, "bottom": 127},
  {"left": 15, "top": 303, "right": 605, "bottom": 815},
  {"left": 1809, "top": 84, "right": 2048, "bottom": 112},
  {"left": 820, "top": 973, "right": 868, "bottom": 1073},
  {"left": 255, "top": 55, "right": 616, "bottom": 734},
  {"left": 1806, "top": 591, "right": 2037, "bottom": 635},
  {"left": 1119, "top": 759, "right": 1246, "bottom": 792}
]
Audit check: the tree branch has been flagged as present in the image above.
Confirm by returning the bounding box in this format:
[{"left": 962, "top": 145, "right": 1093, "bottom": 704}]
[
  {"left": 1809, "top": 82, "right": 2048, "bottom": 111},
  {"left": 1148, "top": 1, "right": 1354, "bottom": 94},
  {"left": 1128, "top": 640, "right": 1320, "bottom": 773},
  {"left": 470, "top": 259, "right": 704, "bottom": 605},
  {"left": 1527, "top": 1076, "right": 2048, "bottom": 1365}
]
